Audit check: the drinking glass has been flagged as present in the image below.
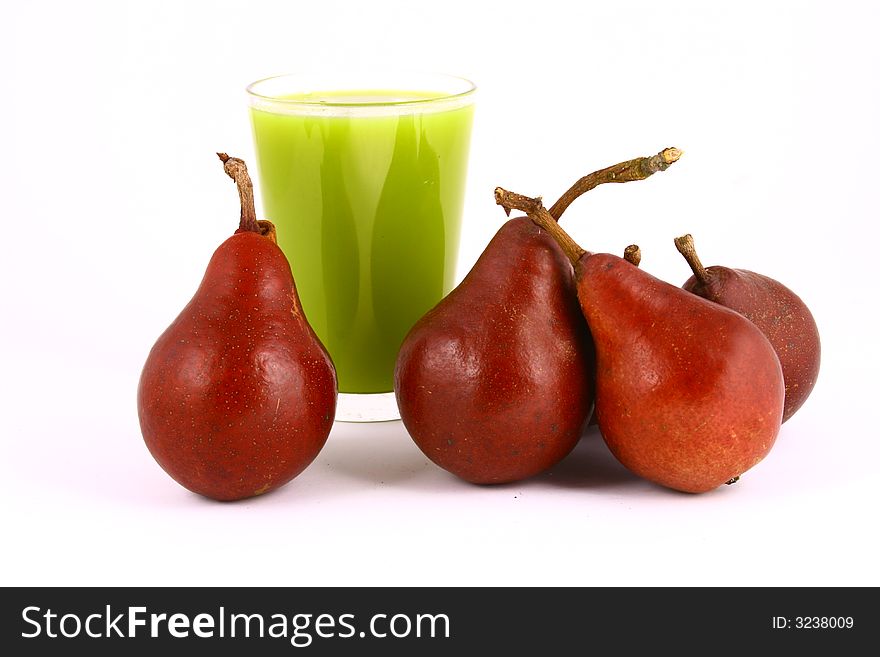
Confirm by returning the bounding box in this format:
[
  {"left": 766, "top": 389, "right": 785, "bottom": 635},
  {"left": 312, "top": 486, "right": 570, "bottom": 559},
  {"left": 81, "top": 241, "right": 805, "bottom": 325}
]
[{"left": 247, "top": 72, "right": 476, "bottom": 421}]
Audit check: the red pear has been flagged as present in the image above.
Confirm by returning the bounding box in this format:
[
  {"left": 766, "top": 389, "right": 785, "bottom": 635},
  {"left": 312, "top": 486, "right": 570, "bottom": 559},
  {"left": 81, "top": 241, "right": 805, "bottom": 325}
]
[
  {"left": 137, "top": 154, "right": 336, "bottom": 501},
  {"left": 394, "top": 217, "right": 593, "bottom": 484}
]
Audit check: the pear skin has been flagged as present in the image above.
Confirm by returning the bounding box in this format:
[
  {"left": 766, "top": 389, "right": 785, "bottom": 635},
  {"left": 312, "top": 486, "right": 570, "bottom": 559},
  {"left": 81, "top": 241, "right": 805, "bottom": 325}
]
[
  {"left": 138, "top": 155, "right": 336, "bottom": 501},
  {"left": 579, "top": 253, "right": 784, "bottom": 493},
  {"left": 395, "top": 217, "right": 594, "bottom": 484}
]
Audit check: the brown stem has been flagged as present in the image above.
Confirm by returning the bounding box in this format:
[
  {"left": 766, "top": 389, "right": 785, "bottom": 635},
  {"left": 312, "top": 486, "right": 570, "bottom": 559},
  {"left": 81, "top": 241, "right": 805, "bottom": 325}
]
[
  {"left": 494, "top": 188, "right": 586, "bottom": 265},
  {"left": 217, "top": 152, "right": 260, "bottom": 234},
  {"left": 673, "top": 233, "right": 711, "bottom": 285},
  {"left": 256, "top": 220, "right": 278, "bottom": 245},
  {"left": 548, "top": 147, "right": 683, "bottom": 220},
  {"left": 623, "top": 244, "right": 641, "bottom": 267}
]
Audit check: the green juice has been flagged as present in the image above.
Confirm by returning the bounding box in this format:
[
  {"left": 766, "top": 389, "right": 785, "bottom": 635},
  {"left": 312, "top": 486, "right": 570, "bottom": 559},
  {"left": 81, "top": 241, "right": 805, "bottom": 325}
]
[{"left": 250, "top": 91, "right": 474, "bottom": 393}]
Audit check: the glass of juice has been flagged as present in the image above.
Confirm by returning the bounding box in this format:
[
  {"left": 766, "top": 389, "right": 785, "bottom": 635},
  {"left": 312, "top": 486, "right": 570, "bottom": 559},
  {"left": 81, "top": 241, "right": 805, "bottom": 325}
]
[{"left": 247, "top": 72, "right": 476, "bottom": 421}]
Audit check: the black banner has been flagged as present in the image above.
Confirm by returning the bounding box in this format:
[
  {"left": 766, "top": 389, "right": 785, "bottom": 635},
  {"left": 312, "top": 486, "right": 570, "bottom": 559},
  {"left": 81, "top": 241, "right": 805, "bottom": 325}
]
[{"left": 0, "top": 587, "right": 869, "bottom": 654}]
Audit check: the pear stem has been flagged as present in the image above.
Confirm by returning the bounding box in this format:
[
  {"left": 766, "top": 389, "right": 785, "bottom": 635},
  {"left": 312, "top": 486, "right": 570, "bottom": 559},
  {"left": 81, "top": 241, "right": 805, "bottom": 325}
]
[
  {"left": 494, "top": 188, "right": 586, "bottom": 265},
  {"left": 623, "top": 244, "right": 641, "bottom": 267},
  {"left": 674, "top": 233, "right": 711, "bottom": 285},
  {"left": 549, "top": 147, "right": 683, "bottom": 220},
  {"left": 217, "top": 152, "right": 260, "bottom": 234}
]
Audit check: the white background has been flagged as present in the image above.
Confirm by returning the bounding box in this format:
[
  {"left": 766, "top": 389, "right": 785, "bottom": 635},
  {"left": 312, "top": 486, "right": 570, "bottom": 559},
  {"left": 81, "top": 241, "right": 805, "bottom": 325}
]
[{"left": 1, "top": 0, "right": 878, "bottom": 586}]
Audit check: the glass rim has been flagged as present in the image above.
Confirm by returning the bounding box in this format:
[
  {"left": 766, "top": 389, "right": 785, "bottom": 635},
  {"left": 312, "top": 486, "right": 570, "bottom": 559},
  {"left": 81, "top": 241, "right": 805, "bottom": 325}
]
[{"left": 246, "top": 71, "right": 476, "bottom": 112}]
